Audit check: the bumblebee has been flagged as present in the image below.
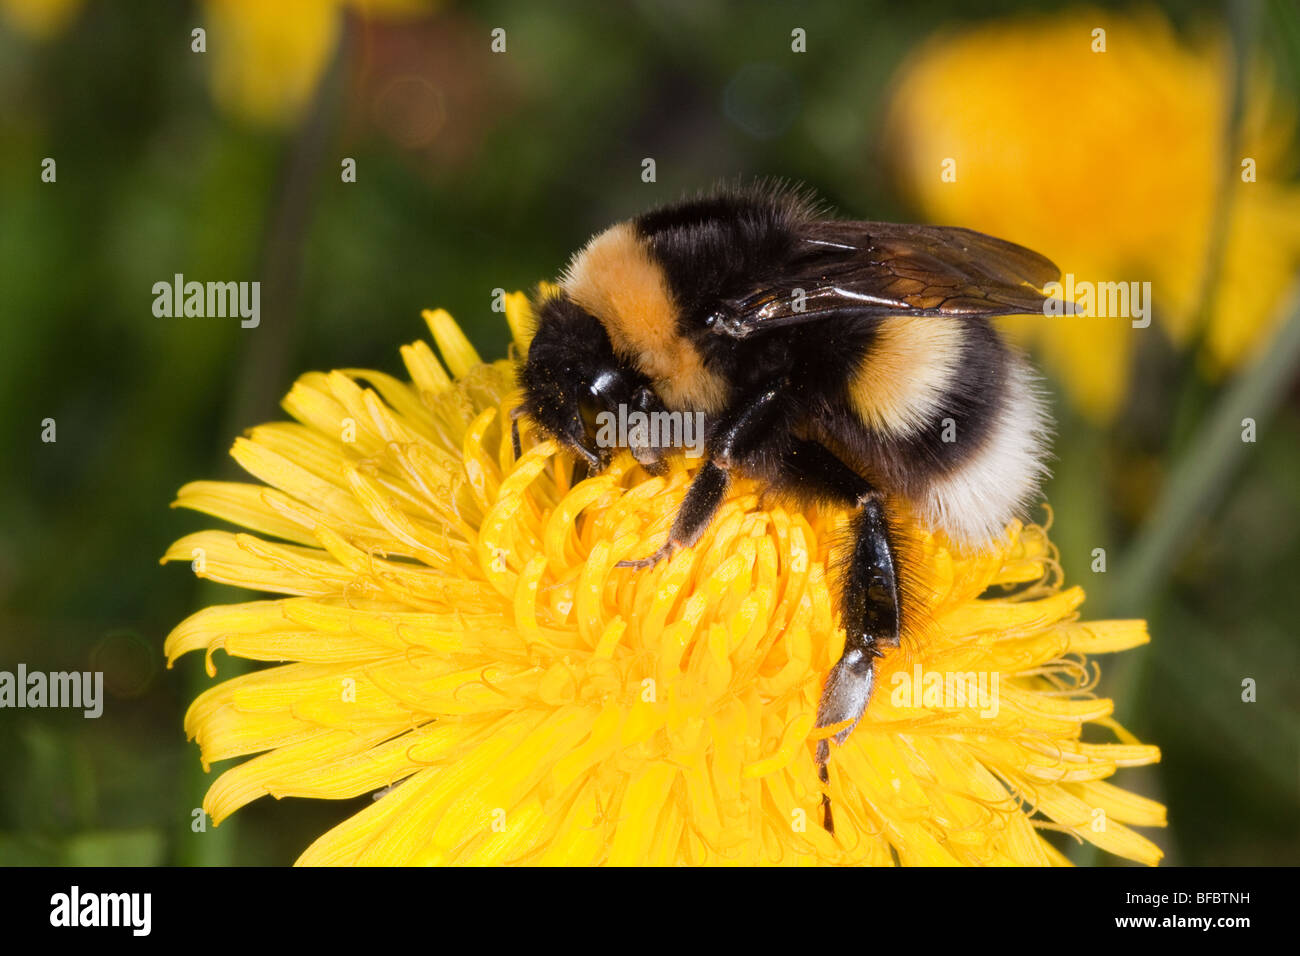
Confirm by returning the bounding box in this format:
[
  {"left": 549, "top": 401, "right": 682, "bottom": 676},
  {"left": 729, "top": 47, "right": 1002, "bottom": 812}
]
[{"left": 517, "top": 182, "right": 1064, "bottom": 832}]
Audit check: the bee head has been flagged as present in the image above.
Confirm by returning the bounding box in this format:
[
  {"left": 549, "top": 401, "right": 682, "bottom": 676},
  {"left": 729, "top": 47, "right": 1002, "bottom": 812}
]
[{"left": 521, "top": 293, "right": 659, "bottom": 470}]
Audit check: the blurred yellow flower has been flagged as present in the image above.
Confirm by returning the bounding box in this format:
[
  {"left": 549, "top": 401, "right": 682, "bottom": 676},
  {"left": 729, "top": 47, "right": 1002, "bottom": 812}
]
[
  {"left": 0, "top": 0, "right": 82, "bottom": 40},
  {"left": 886, "top": 9, "right": 1300, "bottom": 421},
  {"left": 0, "top": 0, "right": 434, "bottom": 124},
  {"left": 163, "top": 297, "right": 1163, "bottom": 865},
  {"left": 203, "top": 0, "right": 435, "bottom": 126}
]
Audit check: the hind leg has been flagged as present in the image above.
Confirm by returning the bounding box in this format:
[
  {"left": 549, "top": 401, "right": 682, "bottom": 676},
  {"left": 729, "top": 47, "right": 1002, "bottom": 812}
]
[{"left": 775, "top": 440, "right": 901, "bottom": 833}]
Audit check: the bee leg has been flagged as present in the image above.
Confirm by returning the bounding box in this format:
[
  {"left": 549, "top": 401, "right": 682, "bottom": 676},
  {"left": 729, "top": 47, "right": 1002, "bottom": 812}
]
[
  {"left": 617, "top": 460, "right": 729, "bottom": 568},
  {"left": 776, "top": 440, "right": 900, "bottom": 835},
  {"left": 629, "top": 385, "right": 669, "bottom": 476},
  {"left": 618, "top": 381, "right": 792, "bottom": 570},
  {"left": 814, "top": 498, "right": 900, "bottom": 828},
  {"left": 509, "top": 405, "right": 525, "bottom": 460}
]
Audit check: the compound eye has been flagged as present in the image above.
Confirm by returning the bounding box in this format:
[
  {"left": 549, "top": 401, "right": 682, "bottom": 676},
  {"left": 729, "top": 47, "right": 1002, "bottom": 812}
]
[
  {"left": 577, "top": 395, "right": 603, "bottom": 438},
  {"left": 631, "top": 384, "right": 657, "bottom": 413}
]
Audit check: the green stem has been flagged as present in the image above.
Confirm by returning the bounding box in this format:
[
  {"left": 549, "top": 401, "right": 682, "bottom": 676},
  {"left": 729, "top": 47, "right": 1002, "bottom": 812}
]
[
  {"left": 1110, "top": 280, "right": 1300, "bottom": 618},
  {"left": 1072, "top": 0, "right": 1267, "bottom": 866},
  {"left": 1074, "top": 281, "right": 1300, "bottom": 867}
]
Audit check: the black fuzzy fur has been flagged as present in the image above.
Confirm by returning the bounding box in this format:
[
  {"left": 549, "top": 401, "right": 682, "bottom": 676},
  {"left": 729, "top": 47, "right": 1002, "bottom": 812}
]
[
  {"left": 524, "top": 179, "right": 1036, "bottom": 515},
  {"left": 520, "top": 294, "right": 657, "bottom": 463},
  {"left": 633, "top": 182, "right": 1008, "bottom": 498}
]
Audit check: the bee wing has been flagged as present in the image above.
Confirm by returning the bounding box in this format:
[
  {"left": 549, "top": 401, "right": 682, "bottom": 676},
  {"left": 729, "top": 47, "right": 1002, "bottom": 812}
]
[{"left": 711, "top": 221, "right": 1073, "bottom": 338}]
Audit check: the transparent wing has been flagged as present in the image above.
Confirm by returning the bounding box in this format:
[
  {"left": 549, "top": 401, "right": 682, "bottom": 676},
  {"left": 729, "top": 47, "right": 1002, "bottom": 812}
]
[{"left": 709, "top": 221, "right": 1072, "bottom": 338}]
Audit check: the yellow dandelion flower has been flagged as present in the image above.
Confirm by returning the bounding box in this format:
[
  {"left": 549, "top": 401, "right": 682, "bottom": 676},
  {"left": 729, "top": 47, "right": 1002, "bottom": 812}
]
[
  {"left": 163, "top": 295, "right": 1164, "bottom": 865},
  {"left": 885, "top": 9, "right": 1300, "bottom": 421},
  {"left": 202, "top": 0, "right": 435, "bottom": 127}
]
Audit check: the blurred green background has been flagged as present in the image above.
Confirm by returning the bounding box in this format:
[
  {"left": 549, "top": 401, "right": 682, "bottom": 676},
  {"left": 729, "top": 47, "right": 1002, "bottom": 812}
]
[{"left": 1, "top": 0, "right": 1296, "bottom": 865}]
